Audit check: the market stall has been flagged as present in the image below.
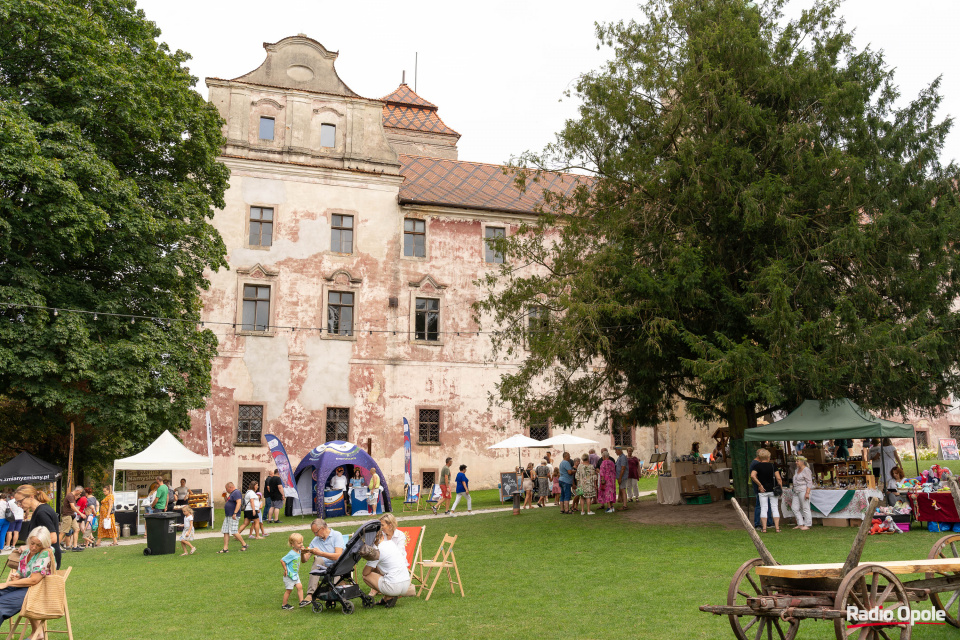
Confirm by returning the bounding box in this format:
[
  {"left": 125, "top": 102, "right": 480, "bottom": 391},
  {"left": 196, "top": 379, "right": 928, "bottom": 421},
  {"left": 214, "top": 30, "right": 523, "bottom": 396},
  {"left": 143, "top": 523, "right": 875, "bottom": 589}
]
[
  {"left": 112, "top": 430, "right": 215, "bottom": 530},
  {"left": 780, "top": 486, "right": 882, "bottom": 521},
  {"left": 292, "top": 441, "right": 391, "bottom": 518}
]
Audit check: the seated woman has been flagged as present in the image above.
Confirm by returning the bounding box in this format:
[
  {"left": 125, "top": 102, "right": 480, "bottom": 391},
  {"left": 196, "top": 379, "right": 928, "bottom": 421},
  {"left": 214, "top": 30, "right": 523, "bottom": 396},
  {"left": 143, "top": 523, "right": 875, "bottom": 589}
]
[
  {"left": 361, "top": 518, "right": 415, "bottom": 607},
  {"left": 0, "top": 526, "right": 54, "bottom": 632}
]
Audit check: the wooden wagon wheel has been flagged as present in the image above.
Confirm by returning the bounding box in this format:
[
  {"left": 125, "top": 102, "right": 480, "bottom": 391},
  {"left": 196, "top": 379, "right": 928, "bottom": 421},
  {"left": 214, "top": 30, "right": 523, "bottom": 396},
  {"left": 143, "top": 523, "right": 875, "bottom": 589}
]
[
  {"left": 727, "top": 558, "right": 799, "bottom": 640},
  {"left": 926, "top": 534, "right": 960, "bottom": 628},
  {"left": 833, "top": 564, "right": 911, "bottom": 640}
]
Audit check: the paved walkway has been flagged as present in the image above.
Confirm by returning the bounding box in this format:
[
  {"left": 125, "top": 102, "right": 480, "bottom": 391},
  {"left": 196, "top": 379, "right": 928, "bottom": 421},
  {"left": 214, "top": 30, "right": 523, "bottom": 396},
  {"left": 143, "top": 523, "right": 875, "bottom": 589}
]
[{"left": 24, "top": 490, "right": 657, "bottom": 552}]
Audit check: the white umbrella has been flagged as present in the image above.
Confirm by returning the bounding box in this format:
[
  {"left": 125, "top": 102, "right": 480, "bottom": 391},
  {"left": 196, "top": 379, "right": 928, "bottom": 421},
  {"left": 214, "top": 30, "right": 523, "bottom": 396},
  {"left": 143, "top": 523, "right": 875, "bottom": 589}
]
[
  {"left": 488, "top": 434, "right": 549, "bottom": 469},
  {"left": 539, "top": 434, "right": 600, "bottom": 448}
]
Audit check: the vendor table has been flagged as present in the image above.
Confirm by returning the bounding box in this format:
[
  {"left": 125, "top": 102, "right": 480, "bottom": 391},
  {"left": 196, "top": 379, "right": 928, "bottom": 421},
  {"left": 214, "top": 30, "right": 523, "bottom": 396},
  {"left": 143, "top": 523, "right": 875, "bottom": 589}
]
[
  {"left": 114, "top": 509, "right": 138, "bottom": 536},
  {"left": 780, "top": 487, "right": 881, "bottom": 520},
  {"left": 696, "top": 468, "right": 732, "bottom": 488},
  {"left": 657, "top": 476, "right": 682, "bottom": 505},
  {"left": 172, "top": 507, "right": 212, "bottom": 528},
  {"left": 908, "top": 492, "right": 959, "bottom": 523}
]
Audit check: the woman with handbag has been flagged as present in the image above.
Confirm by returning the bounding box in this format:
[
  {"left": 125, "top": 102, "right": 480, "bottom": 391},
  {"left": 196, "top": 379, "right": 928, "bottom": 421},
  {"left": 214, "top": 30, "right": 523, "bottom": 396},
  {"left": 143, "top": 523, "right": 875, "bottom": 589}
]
[
  {"left": 0, "top": 525, "right": 54, "bottom": 632},
  {"left": 750, "top": 449, "right": 783, "bottom": 533},
  {"left": 790, "top": 456, "right": 813, "bottom": 530},
  {"left": 96, "top": 485, "right": 119, "bottom": 547},
  {"left": 575, "top": 454, "right": 598, "bottom": 515}
]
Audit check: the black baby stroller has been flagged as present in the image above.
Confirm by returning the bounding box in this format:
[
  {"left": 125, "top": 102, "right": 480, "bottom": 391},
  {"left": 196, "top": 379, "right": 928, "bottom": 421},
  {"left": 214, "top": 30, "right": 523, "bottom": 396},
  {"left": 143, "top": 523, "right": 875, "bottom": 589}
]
[{"left": 309, "top": 519, "right": 380, "bottom": 614}]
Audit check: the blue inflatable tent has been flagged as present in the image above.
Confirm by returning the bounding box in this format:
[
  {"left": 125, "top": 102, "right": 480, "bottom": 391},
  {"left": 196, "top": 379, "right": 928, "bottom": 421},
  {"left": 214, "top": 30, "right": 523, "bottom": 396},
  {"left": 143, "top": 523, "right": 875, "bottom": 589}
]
[{"left": 292, "top": 441, "right": 391, "bottom": 517}]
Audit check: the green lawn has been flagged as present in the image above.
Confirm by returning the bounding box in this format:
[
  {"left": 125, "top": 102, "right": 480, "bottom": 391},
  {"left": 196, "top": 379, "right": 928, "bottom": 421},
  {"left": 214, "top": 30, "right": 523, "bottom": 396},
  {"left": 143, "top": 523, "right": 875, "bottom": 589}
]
[{"left": 47, "top": 491, "right": 960, "bottom": 640}]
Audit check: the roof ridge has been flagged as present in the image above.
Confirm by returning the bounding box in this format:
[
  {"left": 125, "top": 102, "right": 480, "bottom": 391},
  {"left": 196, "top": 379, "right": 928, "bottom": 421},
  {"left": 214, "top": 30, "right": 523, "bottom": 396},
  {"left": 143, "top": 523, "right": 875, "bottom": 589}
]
[
  {"left": 208, "top": 77, "right": 377, "bottom": 102},
  {"left": 380, "top": 83, "right": 438, "bottom": 109}
]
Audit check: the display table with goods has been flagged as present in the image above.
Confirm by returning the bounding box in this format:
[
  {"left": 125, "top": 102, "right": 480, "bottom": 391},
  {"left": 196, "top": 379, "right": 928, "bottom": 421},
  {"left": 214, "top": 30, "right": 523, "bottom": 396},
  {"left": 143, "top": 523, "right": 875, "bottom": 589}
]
[
  {"left": 656, "top": 476, "right": 682, "bottom": 505},
  {"left": 656, "top": 460, "right": 733, "bottom": 505},
  {"left": 907, "top": 492, "right": 959, "bottom": 523},
  {"left": 170, "top": 492, "right": 211, "bottom": 528},
  {"left": 803, "top": 447, "right": 877, "bottom": 489},
  {"left": 780, "top": 486, "right": 882, "bottom": 521}
]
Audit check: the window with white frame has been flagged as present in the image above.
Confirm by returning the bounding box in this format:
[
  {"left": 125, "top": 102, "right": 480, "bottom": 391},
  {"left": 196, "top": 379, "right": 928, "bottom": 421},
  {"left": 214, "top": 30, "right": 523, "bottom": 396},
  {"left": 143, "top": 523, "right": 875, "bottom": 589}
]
[{"left": 241, "top": 285, "right": 271, "bottom": 332}]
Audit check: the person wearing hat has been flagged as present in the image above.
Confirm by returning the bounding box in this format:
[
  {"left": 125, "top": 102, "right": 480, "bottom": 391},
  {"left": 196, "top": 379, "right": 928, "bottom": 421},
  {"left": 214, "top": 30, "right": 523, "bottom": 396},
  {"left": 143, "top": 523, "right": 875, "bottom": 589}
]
[{"left": 791, "top": 456, "right": 813, "bottom": 530}]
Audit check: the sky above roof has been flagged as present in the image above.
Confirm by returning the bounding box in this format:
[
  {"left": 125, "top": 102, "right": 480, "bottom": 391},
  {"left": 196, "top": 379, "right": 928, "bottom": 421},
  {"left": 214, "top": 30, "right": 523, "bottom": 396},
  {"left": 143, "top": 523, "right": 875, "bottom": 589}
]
[{"left": 136, "top": 0, "right": 960, "bottom": 167}]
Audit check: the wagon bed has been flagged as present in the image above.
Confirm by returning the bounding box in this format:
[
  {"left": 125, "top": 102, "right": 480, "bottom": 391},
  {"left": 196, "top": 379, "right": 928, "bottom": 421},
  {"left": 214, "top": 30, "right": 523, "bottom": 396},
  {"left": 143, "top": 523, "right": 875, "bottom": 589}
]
[{"left": 699, "top": 480, "right": 960, "bottom": 639}]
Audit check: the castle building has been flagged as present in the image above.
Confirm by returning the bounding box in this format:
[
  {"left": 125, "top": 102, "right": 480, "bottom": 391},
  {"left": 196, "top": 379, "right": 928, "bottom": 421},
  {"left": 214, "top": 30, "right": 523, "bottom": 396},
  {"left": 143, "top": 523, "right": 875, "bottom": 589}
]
[{"left": 182, "top": 35, "right": 714, "bottom": 495}]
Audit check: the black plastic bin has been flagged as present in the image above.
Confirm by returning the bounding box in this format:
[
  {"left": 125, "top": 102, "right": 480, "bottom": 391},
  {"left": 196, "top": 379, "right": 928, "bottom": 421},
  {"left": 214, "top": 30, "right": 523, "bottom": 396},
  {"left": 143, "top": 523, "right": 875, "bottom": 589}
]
[{"left": 143, "top": 512, "right": 178, "bottom": 556}]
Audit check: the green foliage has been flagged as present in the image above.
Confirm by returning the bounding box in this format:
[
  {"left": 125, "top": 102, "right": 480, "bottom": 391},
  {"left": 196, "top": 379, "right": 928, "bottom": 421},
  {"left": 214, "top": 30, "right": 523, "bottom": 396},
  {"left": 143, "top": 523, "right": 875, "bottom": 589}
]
[
  {"left": 0, "top": 1, "right": 229, "bottom": 468},
  {"left": 477, "top": 0, "right": 960, "bottom": 444}
]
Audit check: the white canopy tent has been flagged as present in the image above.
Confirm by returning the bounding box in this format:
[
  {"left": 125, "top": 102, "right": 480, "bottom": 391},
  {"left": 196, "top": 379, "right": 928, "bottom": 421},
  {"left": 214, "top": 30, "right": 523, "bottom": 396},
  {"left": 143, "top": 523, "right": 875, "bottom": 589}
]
[{"left": 113, "top": 430, "right": 215, "bottom": 527}]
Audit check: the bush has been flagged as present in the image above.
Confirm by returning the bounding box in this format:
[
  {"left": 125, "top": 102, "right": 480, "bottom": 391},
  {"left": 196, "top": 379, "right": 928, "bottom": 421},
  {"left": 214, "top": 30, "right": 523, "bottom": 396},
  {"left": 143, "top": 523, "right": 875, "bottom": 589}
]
[{"left": 901, "top": 448, "right": 939, "bottom": 461}]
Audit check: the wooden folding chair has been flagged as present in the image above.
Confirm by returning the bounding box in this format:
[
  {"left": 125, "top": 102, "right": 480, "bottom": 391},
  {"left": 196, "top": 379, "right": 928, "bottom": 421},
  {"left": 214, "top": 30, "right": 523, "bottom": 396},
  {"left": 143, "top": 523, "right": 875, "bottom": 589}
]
[
  {"left": 402, "top": 485, "right": 422, "bottom": 512},
  {"left": 418, "top": 534, "right": 464, "bottom": 601},
  {"left": 6, "top": 566, "right": 74, "bottom": 640}
]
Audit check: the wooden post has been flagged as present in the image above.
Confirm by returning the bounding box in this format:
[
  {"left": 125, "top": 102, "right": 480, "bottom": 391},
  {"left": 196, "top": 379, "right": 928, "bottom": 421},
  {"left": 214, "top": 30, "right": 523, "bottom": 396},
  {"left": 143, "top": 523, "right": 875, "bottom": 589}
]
[
  {"left": 66, "top": 421, "right": 75, "bottom": 490},
  {"left": 841, "top": 497, "right": 881, "bottom": 576},
  {"left": 730, "top": 495, "right": 778, "bottom": 566}
]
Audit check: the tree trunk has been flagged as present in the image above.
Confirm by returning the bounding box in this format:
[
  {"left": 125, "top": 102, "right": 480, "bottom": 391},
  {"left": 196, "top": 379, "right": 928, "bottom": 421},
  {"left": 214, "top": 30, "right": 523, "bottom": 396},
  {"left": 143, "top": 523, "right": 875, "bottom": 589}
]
[{"left": 729, "top": 404, "right": 758, "bottom": 501}]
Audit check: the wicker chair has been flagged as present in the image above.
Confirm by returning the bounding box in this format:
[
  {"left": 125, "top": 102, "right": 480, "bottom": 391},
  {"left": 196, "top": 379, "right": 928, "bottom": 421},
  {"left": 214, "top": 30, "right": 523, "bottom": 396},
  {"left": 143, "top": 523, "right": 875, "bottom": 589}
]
[{"left": 5, "top": 566, "right": 73, "bottom": 640}]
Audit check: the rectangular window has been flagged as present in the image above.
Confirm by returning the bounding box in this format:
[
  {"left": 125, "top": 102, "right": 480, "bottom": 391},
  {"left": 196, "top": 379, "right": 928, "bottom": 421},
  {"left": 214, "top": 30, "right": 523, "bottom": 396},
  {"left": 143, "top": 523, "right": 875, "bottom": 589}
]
[
  {"left": 415, "top": 298, "right": 439, "bottom": 341},
  {"left": 327, "top": 291, "right": 354, "bottom": 336},
  {"left": 237, "top": 405, "right": 263, "bottom": 444},
  {"left": 326, "top": 407, "right": 350, "bottom": 442},
  {"left": 917, "top": 431, "right": 929, "bottom": 448},
  {"left": 612, "top": 415, "right": 632, "bottom": 447},
  {"left": 418, "top": 409, "right": 440, "bottom": 444},
  {"left": 320, "top": 124, "right": 336, "bottom": 148},
  {"left": 528, "top": 415, "right": 550, "bottom": 441},
  {"left": 403, "top": 219, "right": 426, "bottom": 257},
  {"left": 484, "top": 226, "right": 505, "bottom": 263},
  {"left": 241, "top": 471, "right": 261, "bottom": 493},
  {"left": 421, "top": 471, "right": 436, "bottom": 491},
  {"left": 527, "top": 305, "right": 549, "bottom": 337},
  {"left": 249, "top": 206, "right": 274, "bottom": 247},
  {"left": 259, "top": 116, "right": 275, "bottom": 141},
  {"left": 951, "top": 425, "right": 960, "bottom": 442},
  {"left": 242, "top": 285, "right": 271, "bottom": 332},
  {"left": 331, "top": 214, "right": 353, "bottom": 253}
]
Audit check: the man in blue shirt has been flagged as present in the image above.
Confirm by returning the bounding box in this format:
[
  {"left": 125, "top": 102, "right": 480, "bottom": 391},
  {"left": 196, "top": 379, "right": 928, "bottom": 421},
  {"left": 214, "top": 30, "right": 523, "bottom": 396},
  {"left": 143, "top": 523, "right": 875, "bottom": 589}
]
[
  {"left": 558, "top": 452, "right": 576, "bottom": 514},
  {"left": 303, "top": 518, "right": 345, "bottom": 598},
  {"left": 219, "top": 482, "right": 245, "bottom": 553}
]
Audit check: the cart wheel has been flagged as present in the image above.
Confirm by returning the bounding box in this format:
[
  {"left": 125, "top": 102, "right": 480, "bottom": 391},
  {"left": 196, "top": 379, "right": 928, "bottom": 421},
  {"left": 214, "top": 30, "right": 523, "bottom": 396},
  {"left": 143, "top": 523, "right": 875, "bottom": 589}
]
[
  {"left": 341, "top": 601, "right": 354, "bottom": 615},
  {"left": 927, "top": 534, "right": 960, "bottom": 628},
  {"left": 833, "top": 563, "right": 911, "bottom": 640},
  {"left": 727, "top": 558, "right": 799, "bottom": 640},
  {"left": 143, "top": 548, "right": 151, "bottom": 556}
]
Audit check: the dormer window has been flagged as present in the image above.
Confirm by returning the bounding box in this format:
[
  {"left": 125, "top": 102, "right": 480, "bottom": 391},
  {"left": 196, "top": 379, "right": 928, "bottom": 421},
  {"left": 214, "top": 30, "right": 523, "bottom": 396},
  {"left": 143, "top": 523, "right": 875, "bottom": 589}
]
[
  {"left": 259, "top": 117, "right": 275, "bottom": 141},
  {"left": 320, "top": 124, "right": 336, "bottom": 148}
]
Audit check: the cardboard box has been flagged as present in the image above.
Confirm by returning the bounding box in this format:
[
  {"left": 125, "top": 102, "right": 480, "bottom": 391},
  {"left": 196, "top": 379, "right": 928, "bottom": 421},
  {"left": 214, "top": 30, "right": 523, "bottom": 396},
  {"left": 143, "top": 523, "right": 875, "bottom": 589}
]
[
  {"left": 707, "top": 486, "right": 725, "bottom": 502},
  {"left": 695, "top": 463, "right": 713, "bottom": 474},
  {"left": 673, "top": 461, "right": 695, "bottom": 477},
  {"left": 823, "top": 518, "right": 852, "bottom": 527},
  {"left": 680, "top": 474, "right": 700, "bottom": 493}
]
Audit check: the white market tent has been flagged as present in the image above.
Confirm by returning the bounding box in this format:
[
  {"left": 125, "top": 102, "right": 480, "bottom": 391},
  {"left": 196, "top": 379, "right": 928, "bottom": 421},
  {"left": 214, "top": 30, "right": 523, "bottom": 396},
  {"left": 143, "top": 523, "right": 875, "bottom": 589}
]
[{"left": 113, "top": 430, "right": 215, "bottom": 527}]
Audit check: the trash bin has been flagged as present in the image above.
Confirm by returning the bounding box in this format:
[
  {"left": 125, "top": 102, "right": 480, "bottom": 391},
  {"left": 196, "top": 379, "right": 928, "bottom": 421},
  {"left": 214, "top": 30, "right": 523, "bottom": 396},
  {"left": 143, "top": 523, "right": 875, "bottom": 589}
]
[{"left": 143, "top": 513, "right": 178, "bottom": 556}]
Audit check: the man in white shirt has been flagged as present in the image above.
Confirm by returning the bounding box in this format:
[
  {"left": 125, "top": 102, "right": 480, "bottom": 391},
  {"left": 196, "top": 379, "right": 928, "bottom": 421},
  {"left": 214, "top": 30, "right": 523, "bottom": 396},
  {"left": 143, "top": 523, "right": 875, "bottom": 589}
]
[{"left": 329, "top": 467, "right": 348, "bottom": 511}]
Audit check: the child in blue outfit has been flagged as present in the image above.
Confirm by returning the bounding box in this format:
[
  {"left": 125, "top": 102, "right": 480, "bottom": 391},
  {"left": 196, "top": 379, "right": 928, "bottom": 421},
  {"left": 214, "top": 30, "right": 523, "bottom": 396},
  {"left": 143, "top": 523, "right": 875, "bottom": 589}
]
[
  {"left": 281, "top": 533, "right": 310, "bottom": 610},
  {"left": 450, "top": 464, "right": 472, "bottom": 514}
]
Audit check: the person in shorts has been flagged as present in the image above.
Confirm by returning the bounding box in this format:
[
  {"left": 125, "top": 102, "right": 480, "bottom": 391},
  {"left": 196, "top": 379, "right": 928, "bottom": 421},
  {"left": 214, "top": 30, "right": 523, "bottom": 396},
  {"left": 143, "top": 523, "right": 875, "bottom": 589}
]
[
  {"left": 265, "top": 469, "right": 285, "bottom": 524},
  {"left": 280, "top": 533, "right": 309, "bottom": 610},
  {"left": 218, "top": 482, "right": 245, "bottom": 553},
  {"left": 432, "top": 458, "right": 453, "bottom": 515}
]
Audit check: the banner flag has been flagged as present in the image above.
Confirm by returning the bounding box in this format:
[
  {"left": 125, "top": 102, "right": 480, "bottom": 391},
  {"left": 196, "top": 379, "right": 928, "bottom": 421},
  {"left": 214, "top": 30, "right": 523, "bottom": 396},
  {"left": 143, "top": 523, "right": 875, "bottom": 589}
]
[
  {"left": 265, "top": 434, "right": 299, "bottom": 499},
  {"left": 403, "top": 417, "right": 413, "bottom": 489}
]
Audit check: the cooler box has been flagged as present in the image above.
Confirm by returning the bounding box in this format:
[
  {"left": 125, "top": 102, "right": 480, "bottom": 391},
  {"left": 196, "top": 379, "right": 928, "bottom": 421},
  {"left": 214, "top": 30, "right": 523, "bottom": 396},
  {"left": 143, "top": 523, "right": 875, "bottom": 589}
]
[{"left": 143, "top": 512, "right": 178, "bottom": 556}]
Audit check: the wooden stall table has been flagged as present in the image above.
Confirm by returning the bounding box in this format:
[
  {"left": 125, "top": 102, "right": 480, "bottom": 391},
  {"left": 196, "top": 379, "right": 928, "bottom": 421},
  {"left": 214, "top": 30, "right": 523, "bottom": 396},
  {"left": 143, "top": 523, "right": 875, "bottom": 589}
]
[
  {"left": 908, "top": 491, "right": 959, "bottom": 524},
  {"left": 656, "top": 476, "right": 682, "bottom": 505}
]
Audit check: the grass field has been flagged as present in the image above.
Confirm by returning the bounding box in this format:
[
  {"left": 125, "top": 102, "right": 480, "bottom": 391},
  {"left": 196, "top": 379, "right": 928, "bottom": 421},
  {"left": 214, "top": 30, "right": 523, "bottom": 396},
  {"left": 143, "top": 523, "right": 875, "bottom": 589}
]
[{"left": 32, "top": 465, "right": 959, "bottom": 639}]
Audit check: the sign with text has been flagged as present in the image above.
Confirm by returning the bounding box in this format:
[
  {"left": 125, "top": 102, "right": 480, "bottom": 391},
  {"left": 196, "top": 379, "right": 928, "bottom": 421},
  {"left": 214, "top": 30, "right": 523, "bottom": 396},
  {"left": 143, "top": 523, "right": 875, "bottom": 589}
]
[
  {"left": 499, "top": 472, "right": 520, "bottom": 500},
  {"left": 939, "top": 439, "right": 960, "bottom": 461},
  {"left": 123, "top": 470, "right": 171, "bottom": 496}
]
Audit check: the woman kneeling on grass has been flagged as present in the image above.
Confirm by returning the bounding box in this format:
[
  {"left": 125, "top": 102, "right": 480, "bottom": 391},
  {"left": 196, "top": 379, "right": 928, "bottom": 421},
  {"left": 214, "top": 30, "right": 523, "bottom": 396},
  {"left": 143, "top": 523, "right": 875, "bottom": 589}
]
[
  {"left": 361, "top": 522, "right": 415, "bottom": 608},
  {"left": 0, "top": 526, "right": 54, "bottom": 633}
]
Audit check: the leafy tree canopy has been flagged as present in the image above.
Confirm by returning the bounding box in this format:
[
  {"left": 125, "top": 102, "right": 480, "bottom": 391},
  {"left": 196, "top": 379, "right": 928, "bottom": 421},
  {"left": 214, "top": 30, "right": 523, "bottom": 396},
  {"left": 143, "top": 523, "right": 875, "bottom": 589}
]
[
  {"left": 477, "top": 0, "right": 960, "bottom": 491},
  {"left": 0, "top": 0, "right": 228, "bottom": 471}
]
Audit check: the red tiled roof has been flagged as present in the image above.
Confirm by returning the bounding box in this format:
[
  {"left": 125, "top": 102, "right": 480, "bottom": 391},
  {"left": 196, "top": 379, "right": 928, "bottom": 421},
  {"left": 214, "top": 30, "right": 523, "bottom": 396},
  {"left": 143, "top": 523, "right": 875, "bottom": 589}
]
[
  {"left": 383, "top": 104, "right": 460, "bottom": 137},
  {"left": 398, "top": 155, "right": 585, "bottom": 215},
  {"left": 381, "top": 84, "right": 437, "bottom": 109}
]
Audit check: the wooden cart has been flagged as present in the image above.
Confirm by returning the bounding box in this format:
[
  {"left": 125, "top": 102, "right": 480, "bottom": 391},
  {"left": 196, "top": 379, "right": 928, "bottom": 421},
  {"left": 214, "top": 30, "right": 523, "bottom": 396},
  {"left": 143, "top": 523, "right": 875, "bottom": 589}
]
[{"left": 700, "top": 480, "right": 960, "bottom": 639}]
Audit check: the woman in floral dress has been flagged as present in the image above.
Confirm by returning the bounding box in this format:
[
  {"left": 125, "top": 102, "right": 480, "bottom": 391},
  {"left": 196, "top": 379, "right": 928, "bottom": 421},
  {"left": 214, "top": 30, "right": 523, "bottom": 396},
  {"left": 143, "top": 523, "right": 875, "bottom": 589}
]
[
  {"left": 597, "top": 450, "right": 618, "bottom": 513},
  {"left": 575, "top": 454, "right": 597, "bottom": 515},
  {"left": 97, "top": 485, "right": 118, "bottom": 546},
  {"left": 0, "top": 525, "right": 53, "bottom": 630}
]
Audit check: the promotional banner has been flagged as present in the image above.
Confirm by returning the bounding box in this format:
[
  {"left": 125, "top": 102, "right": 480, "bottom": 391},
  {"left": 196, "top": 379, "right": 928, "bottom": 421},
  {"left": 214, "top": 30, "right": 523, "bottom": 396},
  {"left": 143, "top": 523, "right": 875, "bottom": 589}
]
[
  {"left": 403, "top": 417, "right": 413, "bottom": 489},
  {"left": 205, "top": 412, "right": 214, "bottom": 462},
  {"left": 265, "top": 434, "right": 299, "bottom": 499}
]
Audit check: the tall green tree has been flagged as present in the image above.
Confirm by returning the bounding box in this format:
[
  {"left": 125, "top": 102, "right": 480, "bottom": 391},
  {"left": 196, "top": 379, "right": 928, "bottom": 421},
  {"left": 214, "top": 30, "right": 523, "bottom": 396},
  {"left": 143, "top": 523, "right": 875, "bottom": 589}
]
[
  {"left": 476, "top": 0, "right": 960, "bottom": 496},
  {"left": 0, "top": 0, "right": 228, "bottom": 472}
]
